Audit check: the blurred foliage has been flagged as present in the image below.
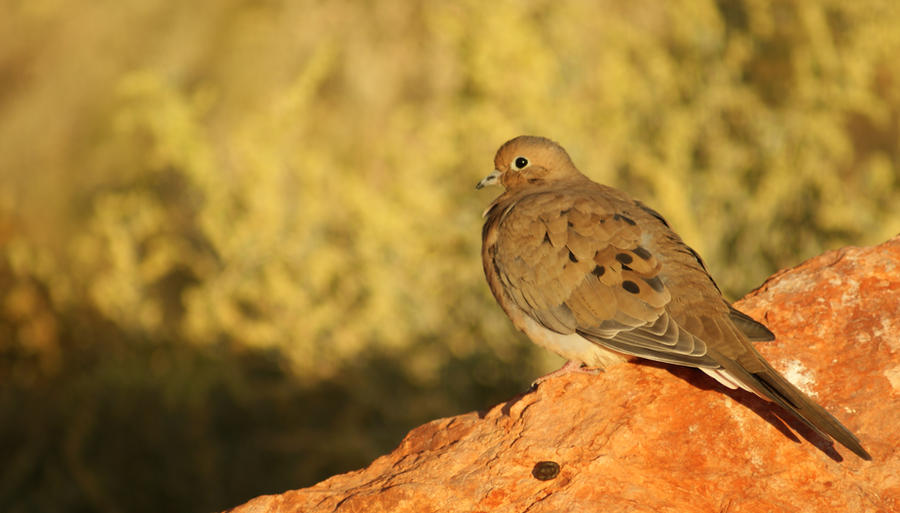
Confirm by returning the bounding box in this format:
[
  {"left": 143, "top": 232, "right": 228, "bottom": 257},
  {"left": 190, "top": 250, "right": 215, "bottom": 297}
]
[{"left": 1, "top": 0, "right": 899, "bottom": 511}]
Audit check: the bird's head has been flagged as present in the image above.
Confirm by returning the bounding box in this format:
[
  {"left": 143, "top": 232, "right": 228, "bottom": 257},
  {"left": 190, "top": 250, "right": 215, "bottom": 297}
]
[{"left": 476, "top": 135, "right": 583, "bottom": 191}]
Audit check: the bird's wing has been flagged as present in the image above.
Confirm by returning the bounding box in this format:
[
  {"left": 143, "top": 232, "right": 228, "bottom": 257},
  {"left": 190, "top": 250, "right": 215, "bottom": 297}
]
[{"left": 487, "top": 191, "right": 721, "bottom": 368}]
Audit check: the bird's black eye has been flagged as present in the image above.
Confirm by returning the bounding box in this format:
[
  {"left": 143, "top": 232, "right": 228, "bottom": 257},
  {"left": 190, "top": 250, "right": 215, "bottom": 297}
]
[{"left": 513, "top": 157, "right": 529, "bottom": 170}]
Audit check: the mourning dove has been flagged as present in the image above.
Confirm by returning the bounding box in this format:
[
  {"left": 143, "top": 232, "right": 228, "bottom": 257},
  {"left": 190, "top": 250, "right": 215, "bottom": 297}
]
[{"left": 477, "top": 135, "right": 871, "bottom": 460}]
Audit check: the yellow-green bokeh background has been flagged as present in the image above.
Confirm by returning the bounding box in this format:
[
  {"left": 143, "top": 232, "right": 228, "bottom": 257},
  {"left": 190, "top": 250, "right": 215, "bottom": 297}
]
[{"left": 2, "top": 0, "right": 899, "bottom": 511}]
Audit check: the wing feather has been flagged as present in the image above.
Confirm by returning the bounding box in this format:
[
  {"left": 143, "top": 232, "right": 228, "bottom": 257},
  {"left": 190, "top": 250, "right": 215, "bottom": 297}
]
[{"left": 488, "top": 190, "right": 768, "bottom": 372}]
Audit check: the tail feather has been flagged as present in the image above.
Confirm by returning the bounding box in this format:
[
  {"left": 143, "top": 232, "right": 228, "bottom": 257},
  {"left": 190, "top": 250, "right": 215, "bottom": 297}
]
[{"left": 714, "top": 351, "right": 871, "bottom": 461}]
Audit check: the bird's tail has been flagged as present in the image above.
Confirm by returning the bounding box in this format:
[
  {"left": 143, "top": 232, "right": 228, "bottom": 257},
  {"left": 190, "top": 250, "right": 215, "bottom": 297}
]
[{"left": 715, "top": 350, "right": 871, "bottom": 460}]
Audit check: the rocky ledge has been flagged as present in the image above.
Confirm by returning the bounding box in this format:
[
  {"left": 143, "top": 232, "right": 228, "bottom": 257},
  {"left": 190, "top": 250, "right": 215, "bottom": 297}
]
[{"left": 227, "top": 236, "right": 900, "bottom": 513}]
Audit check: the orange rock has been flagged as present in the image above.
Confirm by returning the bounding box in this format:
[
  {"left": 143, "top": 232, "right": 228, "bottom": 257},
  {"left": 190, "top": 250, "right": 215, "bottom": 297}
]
[{"left": 226, "top": 238, "right": 900, "bottom": 513}]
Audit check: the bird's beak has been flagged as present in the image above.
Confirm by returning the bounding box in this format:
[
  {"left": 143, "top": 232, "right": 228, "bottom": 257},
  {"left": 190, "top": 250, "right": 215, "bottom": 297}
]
[{"left": 476, "top": 169, "right": 502, "bottom": 190}]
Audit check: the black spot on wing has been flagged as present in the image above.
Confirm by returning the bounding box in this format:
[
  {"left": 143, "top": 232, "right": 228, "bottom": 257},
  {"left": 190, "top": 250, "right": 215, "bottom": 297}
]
[
  {"left": 591, "top": 265, "right": 605, "bottom": 277},
  {"left": 635, "top": 201, "right": 670, "bottom": 228},
  {"left": 613, "top": 213, "right": 636, "bottom": 226},
  {"left": 615, "top": 253, "right": 633, "bottom": 265},
  {"left": 622, "top": 280, "right": 640, "bottom": 294},
  {"left": 642, "top": 276, "right": 664, "bottom": 292},
  {"left": 568, "top": 250, "right": 578, "bottom": 263},
  {"left": 633, "top": 246, "right": 652, "bottom": 260}
]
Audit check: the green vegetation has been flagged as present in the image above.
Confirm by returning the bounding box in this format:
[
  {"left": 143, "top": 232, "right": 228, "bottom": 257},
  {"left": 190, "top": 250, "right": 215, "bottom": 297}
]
[{"left": 1, "top": 0, "right": 898, "bottom": 511}]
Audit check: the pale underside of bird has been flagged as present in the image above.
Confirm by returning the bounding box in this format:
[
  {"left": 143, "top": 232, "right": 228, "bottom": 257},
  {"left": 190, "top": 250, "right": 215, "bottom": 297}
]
[{"left": 477, "top": 135, "right": 871, "bottom": 460}]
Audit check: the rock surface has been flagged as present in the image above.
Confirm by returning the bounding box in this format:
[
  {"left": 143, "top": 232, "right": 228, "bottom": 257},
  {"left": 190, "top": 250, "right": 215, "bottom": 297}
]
[{"left": 227, "top": 237, "right": 900, "bottom": 513}]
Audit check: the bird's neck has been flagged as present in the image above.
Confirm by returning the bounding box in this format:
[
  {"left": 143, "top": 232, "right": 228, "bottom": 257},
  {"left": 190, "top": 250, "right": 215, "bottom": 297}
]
[
  {"left": 504, "top": 173, "right": 591, "bottom": 196},
  {"left": 484, "top": 175, "right": 593, "bottom": 220}
]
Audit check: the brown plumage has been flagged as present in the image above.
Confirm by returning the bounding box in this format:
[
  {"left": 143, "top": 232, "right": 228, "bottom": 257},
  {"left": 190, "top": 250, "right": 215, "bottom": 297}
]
[{"left": 477, "top": 135, "right": 871, "bottom": 460}]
